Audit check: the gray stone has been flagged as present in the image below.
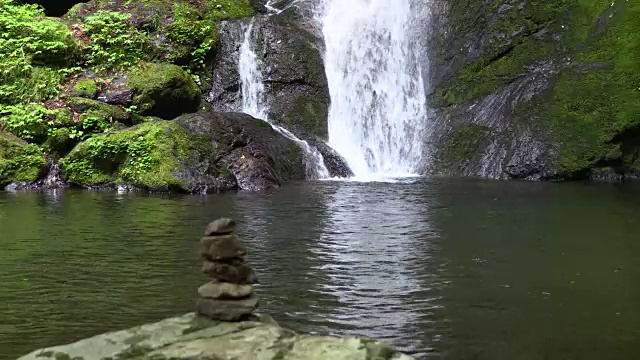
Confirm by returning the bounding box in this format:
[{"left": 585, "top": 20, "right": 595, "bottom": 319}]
[
  {"left": 196, "top": 296, "right": 259, "bottom": 321},
  {"left": 202, "top": 259, "right": 258, "bottom": 284},
  {"left": 204, "top": 218, "right": 236, "bottom": 236},
  {"left": 198, "top": 281, "right": 254, "bottom": 300},
  {"left": 200, "top": 234, "right": 247, "bottom": 260}
]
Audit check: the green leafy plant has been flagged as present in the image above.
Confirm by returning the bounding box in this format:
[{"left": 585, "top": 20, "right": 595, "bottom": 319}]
[
  {"left": 0, "top": 104, "right": 57, "bottom": 141},
  {"left": 83, "top": 10, "right": 151, "bottom": 71},
  {"left": 0, "top": 0, "right": 79, "bottom": 105},
  {"left": 166, "top": 3, "right": 216, "bottom": 76}
]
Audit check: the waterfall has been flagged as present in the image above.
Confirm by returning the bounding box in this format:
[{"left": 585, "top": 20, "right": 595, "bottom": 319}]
[
  {"left": 319, "top": 0, "right": 429, "bottom": 179},
  {"left": 238, "top": 21, "right": 331, "bottom": 180}
]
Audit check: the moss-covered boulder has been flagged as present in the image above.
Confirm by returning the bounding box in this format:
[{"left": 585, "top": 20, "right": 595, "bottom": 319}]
[
  {"left": 60, "top": 119, "right": 206, "bottom": 191},
  {"left": 17, "top": 313, "right": 414, "bottom": 360},
  {"left": 0, "top": 132, "right": 47, "bottom": 187},
  {"left": 127, "top": 62, "right": 201, "bottom": 119},
  {"left": 59, "top": 112, "right": 306, "bottom": 193},
  {"left": 428, "top": 0, "right": 640, "bottom": 181}
]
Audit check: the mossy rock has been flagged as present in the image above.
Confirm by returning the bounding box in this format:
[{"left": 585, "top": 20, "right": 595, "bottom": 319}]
[
  {"left": 59, "top": 120, "right": 216, "bottom": 191},
  {"left": 71, "top": 79, "right": 99, "bottom": 99},
  {"left": 67, "top": 97, "right": 131, "bottom": 125},
  {"left": 0, "top": 132, "right": 47, "bottom": 187},
  {"left": 127, "top": 63, "right": 201, "bottom": 119}
]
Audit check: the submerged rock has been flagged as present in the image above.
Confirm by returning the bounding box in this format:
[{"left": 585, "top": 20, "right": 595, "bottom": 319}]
[{"left": 17, "top": 313, "right": 415, "bottom": 360}]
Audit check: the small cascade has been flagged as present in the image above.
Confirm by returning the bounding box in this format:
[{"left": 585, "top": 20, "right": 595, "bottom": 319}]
[
  {"left": 318, "top": 0, "right": 430, "bottom": 179},
  {"left": 238, "top": 21, "right": 331, "bottom": 180}
]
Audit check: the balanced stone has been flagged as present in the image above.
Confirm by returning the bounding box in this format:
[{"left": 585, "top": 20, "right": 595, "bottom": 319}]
[
  {"left": 204, "top": 218, "right": 236, "bottom": 236},
  {"left": 200, "top": 235, "right": 247, "bottom": 261},
  {"left": 198, "top": 281, "right": 254, "bottom": 299},
  {"left": 202, "top": 260, "right": 257, "bottom": 284},
  {"left": 196, "top": 295, "right": 259, "bottom": 321}
]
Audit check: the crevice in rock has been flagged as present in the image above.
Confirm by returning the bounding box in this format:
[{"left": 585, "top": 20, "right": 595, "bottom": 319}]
[{"left": 22, "top": 0, "right": 86, "bottom": 17}]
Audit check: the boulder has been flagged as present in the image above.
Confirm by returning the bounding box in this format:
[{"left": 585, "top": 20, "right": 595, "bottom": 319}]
[
  {"left": 127, "top": 62, "right": 201, "bottom": 119},
  {"left": 17, "top": 313, "right": 415, "bottom": 360},
  {"left": 0, "top": 133, "right": 47, "bottom": 188},
  {"left": 208, "top": 13, "right": 330, "bottom": 140},
  {"left": 59, "top": 112, "right": 306, "bottom": 193},
  {"left": 175, "top": 112, "right": 306, "bottom": 191}
]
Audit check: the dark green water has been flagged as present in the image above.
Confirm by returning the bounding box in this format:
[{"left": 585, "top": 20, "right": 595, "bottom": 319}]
[{"left": 1, "top": 179, "right": 639, "bottom": 359}]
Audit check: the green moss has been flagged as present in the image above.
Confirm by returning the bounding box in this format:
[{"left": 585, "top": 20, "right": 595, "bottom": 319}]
[
  {"left": 72, "top": 79, "right": 99, "bottom": 99},
  {"left": 204, "top": 0, "right": 254, "bottom": 20},
  {"left": 163, "top": 3, "right": 217, "bottom": 75},
  {"left": 83, "top": 10, "right": 152, "bottom": 71},
  {"left": 438, "top": 125, "right": 492, "bottom": 173},
  {"left": 67, "top": 97, "right": 131, "bottom": 125},
  {"left": 59, "top": 120, "right": 204, "bottom": 190},
  {"left": 433, "top": 0, "right": 640, "bottom": 178},
  {"left": 127, "top": 62, "right": 201, "bottom": 119},
  {"left": 0, "top": 131, "right": 47, "bottom": 186},
  {"left": 546, "top": 1, "right": 640, "bottom": 176},
  {"left": 433, "top": 0, "right": 570, "bottom": 107},
  {"left": 281, "top": 95, "right": 329, "bottom": 139}
]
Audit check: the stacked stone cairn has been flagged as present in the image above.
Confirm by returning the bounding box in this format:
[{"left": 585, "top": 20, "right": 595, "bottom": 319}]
[{"left": 196, "top": 218, "right": 259, "bottom": 321}]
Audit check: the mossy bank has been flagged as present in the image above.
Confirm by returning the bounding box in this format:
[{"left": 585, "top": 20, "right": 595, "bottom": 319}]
[
  {"left": 429, "top": 0, "right": 640, "bottom": 181},
  {"left": 0, "top": 0, "right": 265, "bottom": 191}
]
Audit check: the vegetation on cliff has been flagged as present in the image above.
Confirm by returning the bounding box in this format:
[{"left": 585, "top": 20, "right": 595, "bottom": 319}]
[
  {"left": 433, "top": 0, "right": 640, "bottom": 179},
  {"left": 0, "top": 0, "right": 254, "bottom": 187}
]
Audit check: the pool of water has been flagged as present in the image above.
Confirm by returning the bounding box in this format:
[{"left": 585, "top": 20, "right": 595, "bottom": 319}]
[{"left": 1, "top": 178, "right": 639, "bottom": 359}]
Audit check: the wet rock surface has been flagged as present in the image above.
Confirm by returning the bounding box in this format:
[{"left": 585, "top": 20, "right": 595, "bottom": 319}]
[
  {"left": 208, "top": 13, "right": 330, "bottom": 140},
  {"left": 175, "top": 112, "right": 306, "bottom": 192},
  {"left": 425, "top": 0, "right": 640, "bottom": 181}
]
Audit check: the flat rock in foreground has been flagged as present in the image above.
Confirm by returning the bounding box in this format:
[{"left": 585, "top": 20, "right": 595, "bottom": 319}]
[{"left": 18, "top": 313, "right": 414, "bottom": 360}]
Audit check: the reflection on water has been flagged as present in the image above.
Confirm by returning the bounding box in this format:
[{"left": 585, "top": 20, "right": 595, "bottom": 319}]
[
  {"left": 310, "top": 182, "right": 444, "bottom": 356},
  {"left": 2, "top": 180, "right": 640, "bottom": 360}
]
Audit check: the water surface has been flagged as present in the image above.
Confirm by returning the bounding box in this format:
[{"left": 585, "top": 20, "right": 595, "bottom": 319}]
[{"left": 1, "top": 179, "right": 639, "bottom": 359}]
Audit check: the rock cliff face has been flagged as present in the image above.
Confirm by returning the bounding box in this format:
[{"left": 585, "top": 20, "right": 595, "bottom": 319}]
[
  {"left": 17, "top": 313, "right": 414, "bottom": 360},
  {"left": 207, "top": 10, "right": 330, "bottom": 140},
  {"left": 425, "top": 0, "right": 640, "bottom": 181}
]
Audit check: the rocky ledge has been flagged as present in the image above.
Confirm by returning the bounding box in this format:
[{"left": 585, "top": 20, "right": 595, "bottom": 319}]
[{"left": 18, "top": 312, "right": 413, "bottom": 360}]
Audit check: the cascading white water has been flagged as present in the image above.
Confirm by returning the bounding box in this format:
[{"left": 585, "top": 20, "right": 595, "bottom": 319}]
[
  {"left": 319, "top": 0, "right": 429, "bottom": 179},
  {"left": 238, "top": 21, "right": 331, "bottom": 180}
]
